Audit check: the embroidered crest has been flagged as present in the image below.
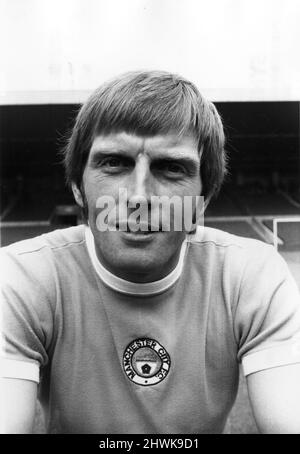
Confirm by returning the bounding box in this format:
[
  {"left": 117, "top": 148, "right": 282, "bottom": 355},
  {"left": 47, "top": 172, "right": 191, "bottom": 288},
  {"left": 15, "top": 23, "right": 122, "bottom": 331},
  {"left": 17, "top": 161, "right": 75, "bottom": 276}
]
[{"left": 123, "top": 337, "right": 171, "bottom": 386}]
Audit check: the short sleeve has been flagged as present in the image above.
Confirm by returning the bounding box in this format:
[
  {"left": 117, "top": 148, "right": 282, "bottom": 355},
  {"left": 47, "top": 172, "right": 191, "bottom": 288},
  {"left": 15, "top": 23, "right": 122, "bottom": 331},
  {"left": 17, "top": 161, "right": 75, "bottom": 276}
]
[
  {"left": 0, "top": 247, "right": 55, "bottom": 383},
  {"left": 234, "top": 245, "right": 300, "bottom": 376}
]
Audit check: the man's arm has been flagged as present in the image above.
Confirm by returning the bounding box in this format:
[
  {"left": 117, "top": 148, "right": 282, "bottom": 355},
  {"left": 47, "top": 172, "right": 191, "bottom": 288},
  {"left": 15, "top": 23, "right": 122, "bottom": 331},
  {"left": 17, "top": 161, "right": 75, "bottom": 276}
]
[
  {"left": 247, "top": 363, "right": 300, "bottom": 434},
  {"left": 1, "top": 378, "right": 37, "bottom": 434}
]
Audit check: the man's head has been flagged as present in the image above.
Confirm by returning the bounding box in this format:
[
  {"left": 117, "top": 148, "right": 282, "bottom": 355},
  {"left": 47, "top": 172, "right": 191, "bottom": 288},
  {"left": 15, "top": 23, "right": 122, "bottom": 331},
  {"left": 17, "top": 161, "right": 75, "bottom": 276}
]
[{"left": 63, "top": 70, "right": 227, "bottom": 282}]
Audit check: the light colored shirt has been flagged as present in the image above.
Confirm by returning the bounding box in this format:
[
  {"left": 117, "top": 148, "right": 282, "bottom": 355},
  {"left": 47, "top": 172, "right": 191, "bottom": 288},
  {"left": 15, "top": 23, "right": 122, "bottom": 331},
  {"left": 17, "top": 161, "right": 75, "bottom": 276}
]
[{"left": 1, "top": 225, "right": 300, "bottom": 433}]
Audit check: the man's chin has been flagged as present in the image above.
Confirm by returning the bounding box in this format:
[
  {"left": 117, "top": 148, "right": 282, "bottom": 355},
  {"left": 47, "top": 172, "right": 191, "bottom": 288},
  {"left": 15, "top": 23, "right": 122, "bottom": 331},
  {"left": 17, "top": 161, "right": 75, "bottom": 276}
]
[
  {"left": 92, "top": 228, "right": 185, "bottom": 282},
  {"left": 115, "top": 249, "right": 160, "bottom": 269},
  {"left": 110, "top": 255, "right": 163, "bottom": 283}
]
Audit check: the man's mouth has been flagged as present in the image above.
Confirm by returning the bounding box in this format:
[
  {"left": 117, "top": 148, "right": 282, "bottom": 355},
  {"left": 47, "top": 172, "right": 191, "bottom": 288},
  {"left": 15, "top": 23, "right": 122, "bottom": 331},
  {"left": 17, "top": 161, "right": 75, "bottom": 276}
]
[{"left": 115, "top": 221, "right": 161, "bottom": 233}]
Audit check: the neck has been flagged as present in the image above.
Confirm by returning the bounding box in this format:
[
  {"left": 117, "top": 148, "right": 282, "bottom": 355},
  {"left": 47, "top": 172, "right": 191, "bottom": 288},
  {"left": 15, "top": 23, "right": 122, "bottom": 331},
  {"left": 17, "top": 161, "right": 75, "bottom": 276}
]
[{"left": 94, "top": 244, "right": 184, "bottom": 283}]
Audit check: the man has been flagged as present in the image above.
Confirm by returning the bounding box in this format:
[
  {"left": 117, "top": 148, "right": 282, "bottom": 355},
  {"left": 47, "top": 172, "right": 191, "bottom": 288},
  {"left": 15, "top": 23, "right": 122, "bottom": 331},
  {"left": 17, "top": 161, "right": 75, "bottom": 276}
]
[{"left": 1, "top": 70, "right": 300, "bottom": 434}]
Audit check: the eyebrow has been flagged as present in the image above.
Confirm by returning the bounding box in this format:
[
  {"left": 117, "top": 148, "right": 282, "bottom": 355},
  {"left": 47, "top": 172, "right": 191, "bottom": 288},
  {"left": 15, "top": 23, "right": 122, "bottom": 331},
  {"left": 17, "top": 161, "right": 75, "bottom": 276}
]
[
  {"left": 151, "top": 154, "right": 200, "bottom": 172},
  {"left": 89, "top": 149, "right": 200, "bottom": 168},
  {"left": 90, "top": 150, "right": 127, "bottom": 160}
]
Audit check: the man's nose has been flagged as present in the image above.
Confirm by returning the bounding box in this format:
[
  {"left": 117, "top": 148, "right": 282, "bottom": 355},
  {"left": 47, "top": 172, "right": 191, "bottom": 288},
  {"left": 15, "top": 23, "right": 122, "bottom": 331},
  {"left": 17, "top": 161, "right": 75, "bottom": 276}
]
[{"left": 127, "top": 157, "right": 153, "bottom": 204}]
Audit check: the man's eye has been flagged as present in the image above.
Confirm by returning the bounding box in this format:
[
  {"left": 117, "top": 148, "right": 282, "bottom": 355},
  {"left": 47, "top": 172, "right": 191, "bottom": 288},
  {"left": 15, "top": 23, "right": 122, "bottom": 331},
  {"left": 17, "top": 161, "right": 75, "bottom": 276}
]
[
  {"left": 102, "top": 157, "right": 123, "bottom": 167},
  {"left": 161, "top": 162, "right": 186, "bottom": 175},
  {"left": 99, "top": 157, "right": 129, "bottom": 170}
]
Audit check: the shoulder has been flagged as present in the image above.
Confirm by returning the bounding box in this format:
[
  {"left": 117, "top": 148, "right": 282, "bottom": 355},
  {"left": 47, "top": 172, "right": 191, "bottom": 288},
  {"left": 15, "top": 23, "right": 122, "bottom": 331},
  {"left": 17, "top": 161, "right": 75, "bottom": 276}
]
[
  {"left": 187, "top": 225, "right": 275, "bottom": 267},
  {"left": 185, "top": 226, "right": 290, "bottom": 306},
  {"left": 0, "top": 225, "right": 87, "bottom": 291},
  {"left": 1, "top": 225, "right": 86, "bottom": 257}
]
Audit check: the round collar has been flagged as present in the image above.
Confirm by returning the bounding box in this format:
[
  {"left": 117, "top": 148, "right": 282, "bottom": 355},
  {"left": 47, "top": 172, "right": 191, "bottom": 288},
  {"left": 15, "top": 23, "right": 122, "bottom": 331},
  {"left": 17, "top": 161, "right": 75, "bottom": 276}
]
[{"left": 84, "top": 226, "right": 189, "bottom": 296}]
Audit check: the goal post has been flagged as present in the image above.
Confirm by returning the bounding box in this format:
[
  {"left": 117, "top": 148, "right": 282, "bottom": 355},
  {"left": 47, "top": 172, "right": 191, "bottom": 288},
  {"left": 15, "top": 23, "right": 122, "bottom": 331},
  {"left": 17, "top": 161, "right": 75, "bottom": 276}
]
[{"left": 273, "top": 216, "right": 300, "bottom": 251}]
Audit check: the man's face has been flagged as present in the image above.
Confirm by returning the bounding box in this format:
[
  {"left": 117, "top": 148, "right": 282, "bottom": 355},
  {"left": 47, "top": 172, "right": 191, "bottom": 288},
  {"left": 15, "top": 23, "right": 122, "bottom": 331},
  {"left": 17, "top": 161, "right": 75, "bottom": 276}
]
[{"left": 76, "top": 131, "right": 202, "bottom": 282}]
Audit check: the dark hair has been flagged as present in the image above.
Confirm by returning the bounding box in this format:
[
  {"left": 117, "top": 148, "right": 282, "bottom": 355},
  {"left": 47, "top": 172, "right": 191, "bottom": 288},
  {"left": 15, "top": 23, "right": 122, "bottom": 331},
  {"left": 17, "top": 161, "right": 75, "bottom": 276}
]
[{"left": 63, "top": 70, "right": 227, "bottom": 202}]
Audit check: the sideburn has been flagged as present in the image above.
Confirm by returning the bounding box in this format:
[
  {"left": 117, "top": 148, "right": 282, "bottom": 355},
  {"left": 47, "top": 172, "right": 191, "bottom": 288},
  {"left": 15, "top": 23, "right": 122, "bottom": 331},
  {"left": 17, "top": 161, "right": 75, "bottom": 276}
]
[{"left": 79, "top": 183, "right": 89, "bottom": 224}]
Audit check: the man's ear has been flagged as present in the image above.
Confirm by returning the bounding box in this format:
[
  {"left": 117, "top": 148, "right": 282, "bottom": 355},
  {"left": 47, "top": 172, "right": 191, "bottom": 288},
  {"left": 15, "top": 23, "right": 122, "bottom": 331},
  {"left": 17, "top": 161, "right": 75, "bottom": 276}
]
[{"left": 71, "top": 182, "right": 84, "bottom": 208}]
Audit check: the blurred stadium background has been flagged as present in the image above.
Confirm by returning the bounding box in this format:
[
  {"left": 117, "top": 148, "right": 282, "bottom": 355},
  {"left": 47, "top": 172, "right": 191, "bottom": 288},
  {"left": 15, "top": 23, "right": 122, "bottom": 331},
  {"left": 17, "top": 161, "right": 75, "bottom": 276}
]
[{"left": 1, "top": 0, "right": 300, "bottom": 434}]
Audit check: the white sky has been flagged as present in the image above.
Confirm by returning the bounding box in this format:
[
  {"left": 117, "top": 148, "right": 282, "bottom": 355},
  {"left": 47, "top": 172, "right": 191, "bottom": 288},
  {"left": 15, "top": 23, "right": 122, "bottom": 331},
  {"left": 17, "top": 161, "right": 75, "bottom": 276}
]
[{"left": 0, "top": 0, "right": 299, "bottom": 103}]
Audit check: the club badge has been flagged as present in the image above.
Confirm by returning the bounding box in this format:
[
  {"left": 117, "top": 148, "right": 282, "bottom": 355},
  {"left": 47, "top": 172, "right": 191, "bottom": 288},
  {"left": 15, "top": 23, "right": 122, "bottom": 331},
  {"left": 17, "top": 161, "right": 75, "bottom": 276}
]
[{"left": 123, "top": 337, "right": 171, "bottom": 386}]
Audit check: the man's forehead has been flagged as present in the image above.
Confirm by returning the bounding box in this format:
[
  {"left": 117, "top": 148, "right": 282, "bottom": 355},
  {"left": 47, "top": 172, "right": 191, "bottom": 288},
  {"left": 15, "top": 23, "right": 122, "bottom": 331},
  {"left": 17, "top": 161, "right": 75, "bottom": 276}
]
[{"left": 90, "top": 131, "right": 200, "bottom": 158}]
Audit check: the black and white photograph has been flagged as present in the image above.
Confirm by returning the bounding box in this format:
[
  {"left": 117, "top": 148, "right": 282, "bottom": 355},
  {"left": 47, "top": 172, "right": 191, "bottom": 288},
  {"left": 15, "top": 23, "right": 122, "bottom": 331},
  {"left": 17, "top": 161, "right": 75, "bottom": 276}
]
[{"left": 1, "top": 0, "right": 300, "bottom": 437}]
